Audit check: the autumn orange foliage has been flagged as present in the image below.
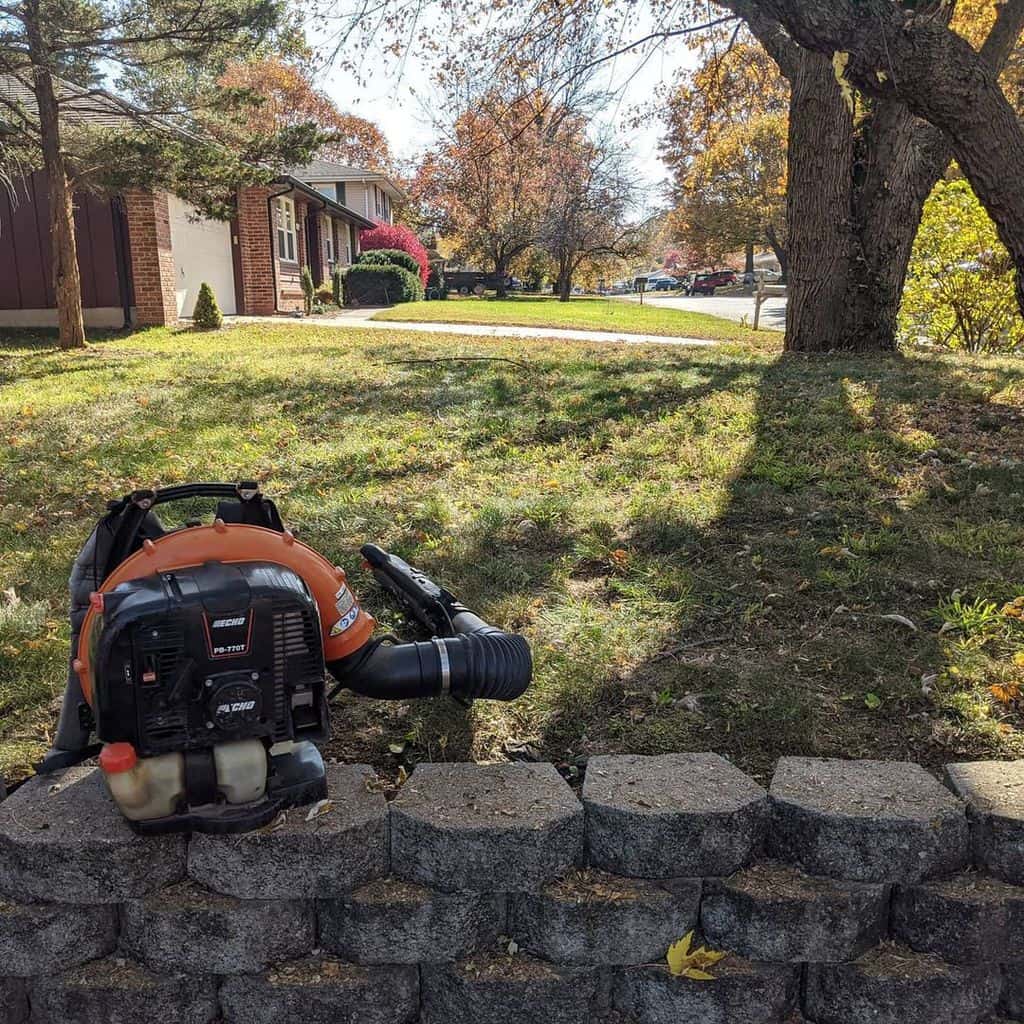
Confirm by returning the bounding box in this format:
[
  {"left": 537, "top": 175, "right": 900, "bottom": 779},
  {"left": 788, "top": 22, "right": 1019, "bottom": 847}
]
[{"left": 218, "top": 57, "right": 392, "bottom": 171}]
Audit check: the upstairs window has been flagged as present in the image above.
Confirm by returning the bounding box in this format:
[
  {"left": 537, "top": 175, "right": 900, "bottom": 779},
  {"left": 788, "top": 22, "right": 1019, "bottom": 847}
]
[
  {"left": 335, "top": 181, "right": 347, "bottom": 205},
  {"left": 276, "top": 197, "right": 296, "bottom": 262}
]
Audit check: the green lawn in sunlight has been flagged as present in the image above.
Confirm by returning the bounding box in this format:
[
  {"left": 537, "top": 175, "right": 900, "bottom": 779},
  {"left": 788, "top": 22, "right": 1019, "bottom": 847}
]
[
  {"left": 2, "top": 321, "right": 1023, "bottom": 784},
  {"left": 372, "top": 294, "right": 759, "bottom": 341}
]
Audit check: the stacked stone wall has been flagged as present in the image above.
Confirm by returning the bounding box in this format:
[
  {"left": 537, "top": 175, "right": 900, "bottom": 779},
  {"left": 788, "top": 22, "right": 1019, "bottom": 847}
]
[{"left": 1, "top": 753, "right": 1022, "bottom": 1023}]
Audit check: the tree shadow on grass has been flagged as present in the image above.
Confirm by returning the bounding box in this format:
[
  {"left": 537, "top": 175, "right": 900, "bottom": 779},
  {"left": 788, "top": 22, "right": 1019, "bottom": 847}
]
[
  {"left": 326, "top": 357, "right": 767, "bottom": 768},
  {"left": 534, "top": 351, "right": 1024, "bottom": 780}
]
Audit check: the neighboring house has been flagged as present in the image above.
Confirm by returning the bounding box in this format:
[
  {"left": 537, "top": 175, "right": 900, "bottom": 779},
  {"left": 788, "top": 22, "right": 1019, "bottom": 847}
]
[
  {"left": 0, "top": 77, "right": 379, "bottom": 326},
  {"left": 285, "top": 161, "right": 406, "bottom": 227}
]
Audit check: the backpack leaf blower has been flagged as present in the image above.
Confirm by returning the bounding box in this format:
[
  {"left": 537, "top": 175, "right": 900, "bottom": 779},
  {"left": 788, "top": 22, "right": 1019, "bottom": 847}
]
[{"left": 38, "top": 482, "right": 531, "bottom": 834}]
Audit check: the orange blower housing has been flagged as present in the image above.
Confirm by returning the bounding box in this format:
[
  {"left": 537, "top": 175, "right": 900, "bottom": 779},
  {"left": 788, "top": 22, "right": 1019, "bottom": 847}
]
[
  {"left": 41, "top": 481, "right": 532, "bottom": 834},
  {"left": 75, "top": 522, "right": 375, "bottom": 705}
]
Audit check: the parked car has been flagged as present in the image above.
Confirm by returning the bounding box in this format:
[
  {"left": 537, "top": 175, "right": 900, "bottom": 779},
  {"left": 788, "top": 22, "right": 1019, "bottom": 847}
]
[
  {"left": 687, "top": 270, "right": 737, "bottom": 295},
  {"left": 648, "top": 276, "right": 677, "bottom": 292},
  {"left": 446, "top": 271, "right": 513, "bottom": 295}
]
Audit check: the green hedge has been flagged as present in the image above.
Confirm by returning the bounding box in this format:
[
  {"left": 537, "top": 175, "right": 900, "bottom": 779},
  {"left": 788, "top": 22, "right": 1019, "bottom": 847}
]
[
  {"left": 346, "top": 264, "right": 424, "bottom": 306},
  {"left": 357, "top": 248, "right": 422, "bottom": 278}
]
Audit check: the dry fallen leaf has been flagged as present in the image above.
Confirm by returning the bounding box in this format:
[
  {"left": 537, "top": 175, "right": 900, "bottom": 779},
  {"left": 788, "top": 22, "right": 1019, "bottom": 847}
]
[
  {"left": 989, "top": 683, "right": 1021, "bottom": 705},
  {"left": 305, "top": 799, "right": 334, "bottom": 822},
  {"left": 879, "top": 613, "right": 918, "bottom": 632},
  {"left": 666, "top": 931, "right": 727, "bottom": 981}
]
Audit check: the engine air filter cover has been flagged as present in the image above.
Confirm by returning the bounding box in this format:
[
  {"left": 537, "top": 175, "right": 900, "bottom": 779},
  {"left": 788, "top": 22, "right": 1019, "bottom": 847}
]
[{"left": 209, "top": 678, "right": 263, "bottom": 731}]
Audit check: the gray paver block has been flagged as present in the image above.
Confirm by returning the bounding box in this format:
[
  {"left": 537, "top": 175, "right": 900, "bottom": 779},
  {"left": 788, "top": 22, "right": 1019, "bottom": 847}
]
[
  {"left": 946, "top": 760, "right": 1024, "bottom": 884},
  {"left": 422, "top": 954, "right": 598, "bottom": 1024},
  {"left": 612, "top": 958, "right": 799, "bottom": 1024},
  {"left": 121, "top": 880, "right": 314, "bottom": 974},
  {"left": 29, "top": 957, "right": 218, "bottom": 1024},
  {"left": 390, "top": 762, "right": 583, "bottom": 892},
  {"left": 0, "top": 767, "right": 185, "bottom": 902},
  {"left": 804, "top": 945, "right": 1002, "bottom": 1024},
  {"left": 892, "top": 873, "right": 1024, "bottom": 962},
  {"left": 189, "top": 764, "right": 388, "bottom": 898},
  {"left": 583, "top": 753, "right": 767, "bottom": 878},
  {"left": 1004, "top": 963, "right": 1024, "bottom": 1018},
  {"left": 0, "top": 978, "right": 26, "bottom": 1024},
  {"left": 0, "top": 898, "right": 117, "bottom": 976},
  {"left": 509, "top": 869, "right": 700, "bottom": 965},
  {"left": 769, "top": 758, "right": 968, "bottom": 882},
  {"left": 220, "top": 957, "right": 419, "bottom": 1024},
  {"left": 701, "top": 862, "right": 888, "bottom": 962},
  {"left": 319, "top": 876, "right": 505, "bottom": 963}
]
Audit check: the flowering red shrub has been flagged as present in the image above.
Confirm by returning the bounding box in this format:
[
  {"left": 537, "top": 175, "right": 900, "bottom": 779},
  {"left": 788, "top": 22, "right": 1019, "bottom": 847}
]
[{"left": 359, "top": 223, "right": 430, "bottom": 286}]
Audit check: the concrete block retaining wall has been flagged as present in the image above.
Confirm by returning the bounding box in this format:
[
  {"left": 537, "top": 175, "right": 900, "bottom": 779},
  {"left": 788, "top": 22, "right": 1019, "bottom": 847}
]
[{"left": 0, "top": 753, "right": 1022, "bottom": 1024}]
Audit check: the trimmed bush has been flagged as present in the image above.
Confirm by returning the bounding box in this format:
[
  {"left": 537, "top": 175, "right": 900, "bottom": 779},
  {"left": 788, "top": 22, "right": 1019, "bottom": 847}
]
[
  {"left": 300, "top": 266, "right": 315, "bottom": 315},
  {"left": 332, "top": 267, "right": 345, "bottom": 307},
  {"left": 315, "top": 284, "right": 334, "bottom": 305},
  {"left": 358, "top": 223, "right": 430, "bottom": 286},
  {"left": 192, "top": 282, "right": 222, "bottom": 329},
  {"left": 346, "top": 264, "right": 424, "bottom": 306},
  {"left": 357, "top": 248, "right": 422, "bottom": 278}
]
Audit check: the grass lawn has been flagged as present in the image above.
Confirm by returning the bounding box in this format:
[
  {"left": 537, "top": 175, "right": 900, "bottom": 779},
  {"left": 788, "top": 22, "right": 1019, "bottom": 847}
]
[
  {"left": 2, "top": 322, "right": 1024, "bottom": 786},
  {"left": 372, "top": 294, "right": 758, "bottom": 342}
]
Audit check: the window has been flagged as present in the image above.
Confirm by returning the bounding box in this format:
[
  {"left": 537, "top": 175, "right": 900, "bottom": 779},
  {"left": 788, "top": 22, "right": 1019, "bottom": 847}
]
[
  {"left": 374, "top": 186, "right": 382, "bottom": 217},
  {"left": 323, "top": 215, "right": 334, "bottom": 263},
  {"left": 275, "top": 197, "right": 296, "bottom": 262},
  {"left": 335, "top": 181, "right": 346, "bottom": 205}
]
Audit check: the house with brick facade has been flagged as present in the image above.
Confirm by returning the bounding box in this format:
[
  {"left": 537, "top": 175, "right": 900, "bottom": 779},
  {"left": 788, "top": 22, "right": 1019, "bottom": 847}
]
[
  {"left": 0, "top": 78, "right": 379, "bottom": 328},
  {"left": 285, "top": 161, "right": 406, "bottom": 226}
]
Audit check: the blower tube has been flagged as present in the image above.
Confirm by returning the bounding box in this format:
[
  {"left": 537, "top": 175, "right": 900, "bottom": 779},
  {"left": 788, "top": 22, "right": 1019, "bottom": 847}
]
[{"left": 327, "top": 609, "right": 532, "bottom": 702}]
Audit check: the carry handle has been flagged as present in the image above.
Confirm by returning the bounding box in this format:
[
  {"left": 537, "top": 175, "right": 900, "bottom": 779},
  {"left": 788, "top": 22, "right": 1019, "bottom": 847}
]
[{"left": 102, "top": 482, "right": 277, "bottom": 581}]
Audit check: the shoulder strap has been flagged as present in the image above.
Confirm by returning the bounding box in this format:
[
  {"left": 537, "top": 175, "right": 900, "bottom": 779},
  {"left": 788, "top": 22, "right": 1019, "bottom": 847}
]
[{"left": 99, "top": 481, "right": 284, "bottom": 581}]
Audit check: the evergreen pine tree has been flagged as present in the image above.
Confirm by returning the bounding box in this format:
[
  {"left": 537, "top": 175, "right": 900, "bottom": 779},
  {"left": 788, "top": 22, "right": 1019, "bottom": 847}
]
[{"left": 192, "top": 282, "right": 223, "bottom": 329}]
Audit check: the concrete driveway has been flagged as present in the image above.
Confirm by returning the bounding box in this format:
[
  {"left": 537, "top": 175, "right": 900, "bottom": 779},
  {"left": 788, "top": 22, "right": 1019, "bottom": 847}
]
[{"left": 621, "top": 292, "right": 787, "bottom": 331}]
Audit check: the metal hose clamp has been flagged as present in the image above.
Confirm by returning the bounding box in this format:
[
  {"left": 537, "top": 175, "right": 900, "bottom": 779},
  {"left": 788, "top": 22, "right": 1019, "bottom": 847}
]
[{"left": 432, "top": 638, "right": 451, "bottom": 695}]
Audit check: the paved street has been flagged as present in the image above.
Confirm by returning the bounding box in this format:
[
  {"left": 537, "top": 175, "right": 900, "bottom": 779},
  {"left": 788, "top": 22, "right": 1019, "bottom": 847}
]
[{"left": 620, "top": 291, "right": 787, "bottom": 331}]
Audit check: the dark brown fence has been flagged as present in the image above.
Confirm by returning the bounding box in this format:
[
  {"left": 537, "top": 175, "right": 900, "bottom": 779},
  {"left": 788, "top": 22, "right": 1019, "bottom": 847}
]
[{"left": 0, "top": 171, "right": 130, "bottom": 312}]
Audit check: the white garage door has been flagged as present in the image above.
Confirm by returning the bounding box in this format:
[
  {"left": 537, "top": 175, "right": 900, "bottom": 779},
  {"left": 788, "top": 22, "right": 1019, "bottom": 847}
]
[{"left": 167, "top": 195, "right": 237, "bottom": 316}]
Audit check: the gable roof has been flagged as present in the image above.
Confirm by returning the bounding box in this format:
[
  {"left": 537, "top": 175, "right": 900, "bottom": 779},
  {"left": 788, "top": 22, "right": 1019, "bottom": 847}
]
[
  {"left": 286, "top": 160, "right": 406, "bottom": 200},
  {"left": 275, "top": 174, "right": 375, "bottom": 229},
  {"left": 0, "top": 73, "right": 203, "bottom": 142}
]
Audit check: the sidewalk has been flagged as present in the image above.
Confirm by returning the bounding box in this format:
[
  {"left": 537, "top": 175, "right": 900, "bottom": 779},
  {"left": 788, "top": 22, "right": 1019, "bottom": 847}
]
[{"left": 228, "top": 311, "right": 716, "bottom": 348}]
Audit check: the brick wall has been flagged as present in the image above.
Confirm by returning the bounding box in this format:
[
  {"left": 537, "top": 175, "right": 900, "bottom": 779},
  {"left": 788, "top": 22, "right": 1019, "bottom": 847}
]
[
  {"left": 236, "top": 188, "right": 314, "bottom": 315},
  {"left": 123, "top": 190, "right": 177, "bottom": 326},
  {"left": 235, "top": 187, "right": 275, "bottom": 317},
  {"left": 1, "top": 755, "right": 1022, "bottom": 1023}
]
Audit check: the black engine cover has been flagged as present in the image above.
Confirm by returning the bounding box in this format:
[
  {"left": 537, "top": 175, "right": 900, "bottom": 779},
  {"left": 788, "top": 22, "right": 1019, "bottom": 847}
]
[{"left": 89, "top": 561, "right": 329, "bottom": 757}]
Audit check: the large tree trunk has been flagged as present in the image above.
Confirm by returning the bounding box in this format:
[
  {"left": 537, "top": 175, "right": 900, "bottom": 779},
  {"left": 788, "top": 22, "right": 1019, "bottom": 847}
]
[
  {"left": 556, "top": 256, "right": 572, "bottom": 301},
  {"left": 494, "top": 256, "right": 509, "bottom": 298},
  {"left": 783, "top": 51, "right": 855, "bottom": 352},
  {"left": 836, "top": 102, "right": 928, "bottom": 352},
  {"left": 728, "top": 0, "right": 1024, "bottom": 351},
  {"left": 758, "top": 0, "right": 1024, "bottom": 319},
  {"left": 26, "top": 12, "right": 86, "bottom": 350},
  {"left": 844, "top": 1, "right": 1024, "bottom": 346}
]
